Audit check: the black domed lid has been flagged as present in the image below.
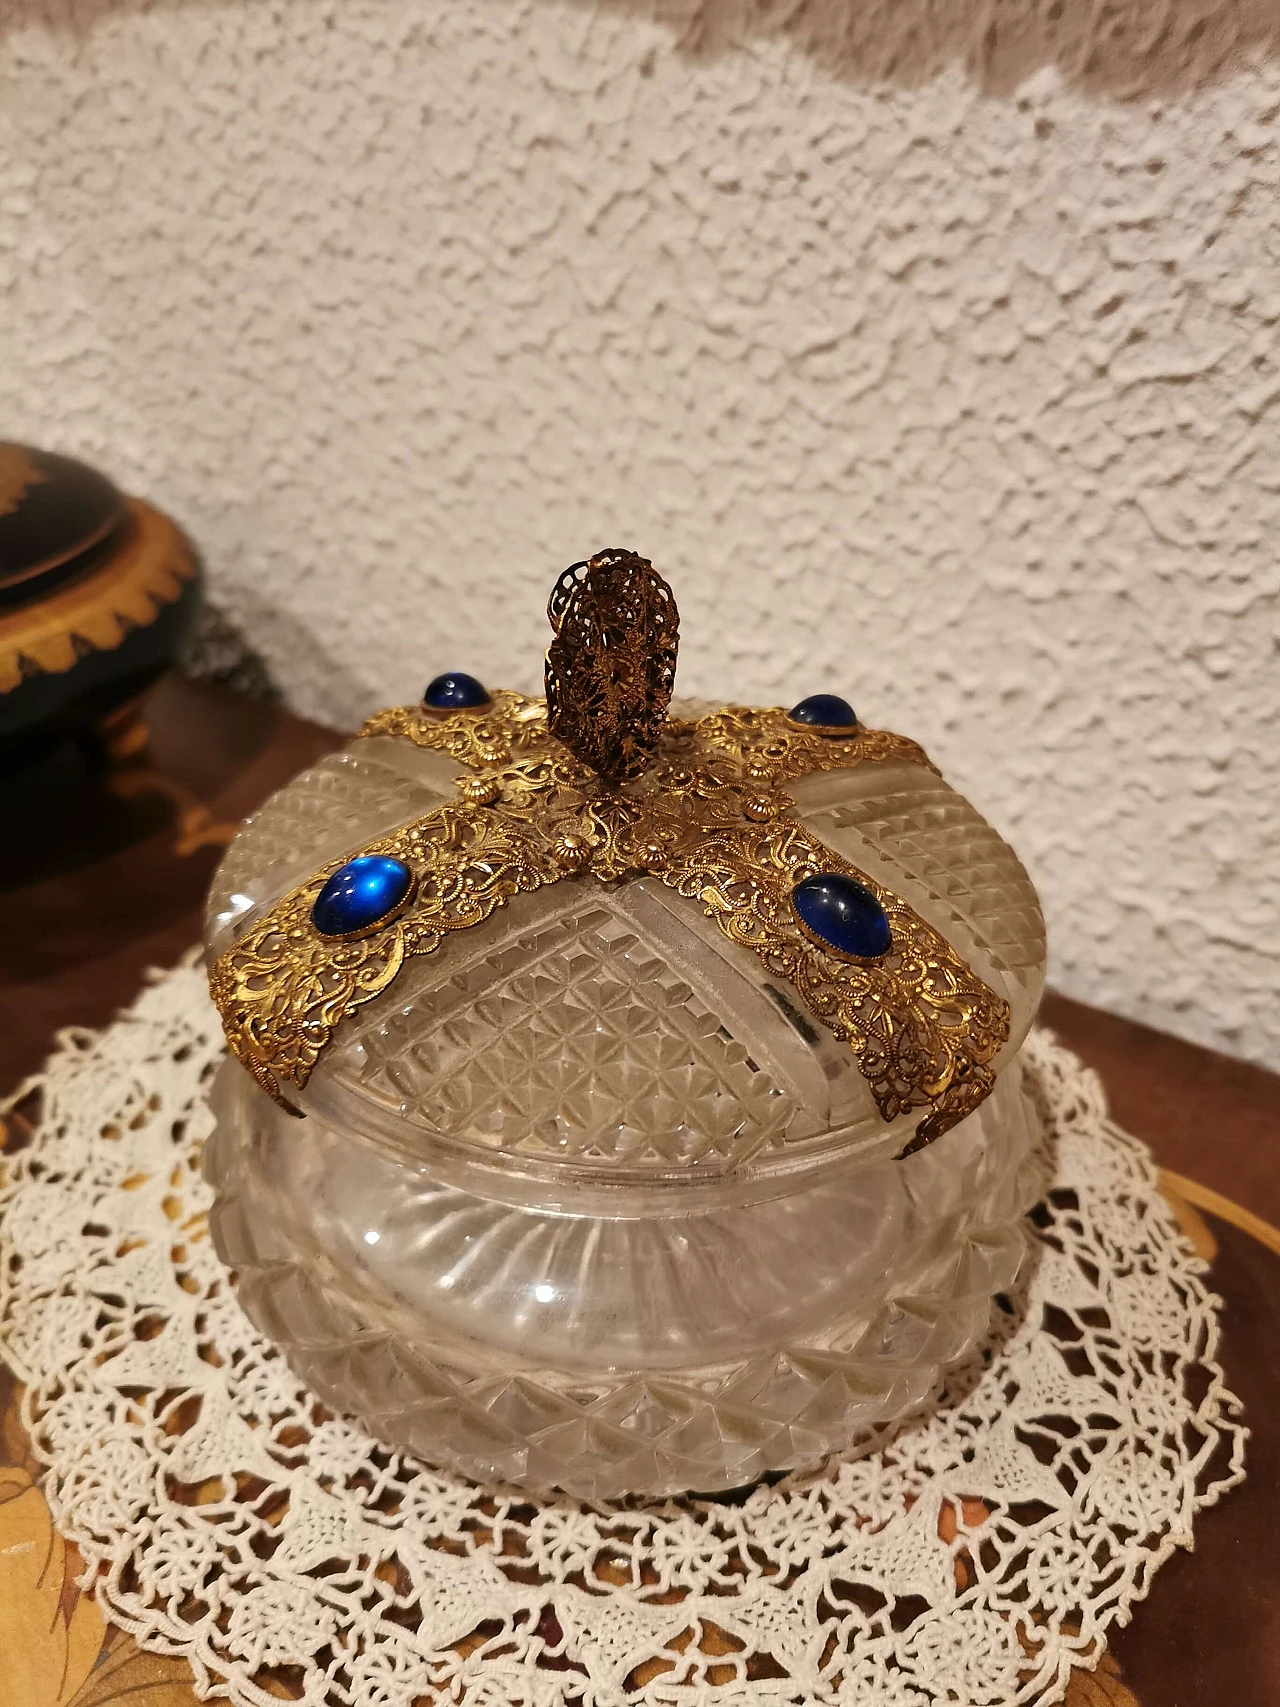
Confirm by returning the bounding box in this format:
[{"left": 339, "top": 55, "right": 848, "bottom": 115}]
[{"left": 0, "top": 442, "right": 129, "bottom": 598}]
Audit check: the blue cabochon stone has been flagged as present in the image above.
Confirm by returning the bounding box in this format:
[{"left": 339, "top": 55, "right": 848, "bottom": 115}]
[
  {"left": 787, "top": 693, "right": 857, "bottom": 729},
  {"left": 312, "top": 855, "right": 414, "bottom": 938},
  {"left": 791, "top": 872, "right": 892, "bottom": 960},
  {"left": 424, "top": 670, "right": 491, "bottom": 710}
]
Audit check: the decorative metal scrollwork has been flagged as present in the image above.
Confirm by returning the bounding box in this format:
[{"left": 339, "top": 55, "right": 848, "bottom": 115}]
[
  {"left": 544, "top": 548, "right": 679, "bottom": 784},
  {"left": 209, "top": 553, "right": 1009, "bottom": 1153}
]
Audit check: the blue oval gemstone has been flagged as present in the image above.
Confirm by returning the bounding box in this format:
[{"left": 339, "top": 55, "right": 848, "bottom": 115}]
[
  {"left": 787, "top": 693, "right": 857, "bottom": 730},
  {"left": 312, "top": 855, "right": 414, "bottom": 938},
  {"left": 791, "top": 872, "right": 891, "bottom": 960},
  {"left": 424, "top": 670, "right": 490, "bottom": 710}
]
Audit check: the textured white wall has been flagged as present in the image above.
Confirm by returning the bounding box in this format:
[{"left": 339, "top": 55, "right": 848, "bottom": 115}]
[{"left": 2, "top": 0, "right": 1278, "bottom": 1065}]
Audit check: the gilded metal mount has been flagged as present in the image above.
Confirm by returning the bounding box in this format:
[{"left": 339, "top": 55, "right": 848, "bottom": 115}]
[
  {"left": 208, "top": 556, "right": 1008, "bottom": 1153},
  {"left": 544, "top": 548, "right": 678, "bottom": 784}
]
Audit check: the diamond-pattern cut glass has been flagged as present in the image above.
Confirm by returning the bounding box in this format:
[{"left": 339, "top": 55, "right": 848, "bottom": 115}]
[
  {"left": 207, "top": 1058, "right": 1037, "bottom": 1498},
  {"left": 794, "top": 766, "right": 1046, "bottom": 993},
  {"left": 204, "top": 742, "right": 457, "bottom": 954},
  {"left": 205, "top": 716, "right": 1048, "bottom": 1496},
  {"left": 340, "top": 902, "right": 806, "bottom": 1166}
]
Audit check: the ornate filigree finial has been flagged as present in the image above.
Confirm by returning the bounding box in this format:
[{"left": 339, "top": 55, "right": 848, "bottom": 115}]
[{"left": 544, "top": 549, "right": 679, "bottom": 785}]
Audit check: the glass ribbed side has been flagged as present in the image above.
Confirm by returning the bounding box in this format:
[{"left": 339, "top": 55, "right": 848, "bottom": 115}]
[{"left": 205, "top": 1060, "right": 1039, "bottom": 1498}]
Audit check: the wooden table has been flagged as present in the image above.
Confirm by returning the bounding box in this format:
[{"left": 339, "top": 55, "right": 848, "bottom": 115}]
[{"left": 1, "top": 673, "right": 1277, "bottom": 1707}]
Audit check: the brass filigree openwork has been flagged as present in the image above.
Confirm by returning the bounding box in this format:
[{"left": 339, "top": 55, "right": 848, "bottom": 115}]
[
  {"left": 211, "top": 562, "right": 1010, "bottom": 1153},
  {"left": 544, "top": 548, "right": 679, "bottom": 784},
  {"left": 693, "top": 704, "right": 937, "bottom": 782},
  {"left": 360, "top": 689, "right": 548, "bottom": 765}
]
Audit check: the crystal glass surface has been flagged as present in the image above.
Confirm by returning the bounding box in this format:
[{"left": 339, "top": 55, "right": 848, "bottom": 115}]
[{"left": 204, "top": 720, "right": 1047, "bottom": 1497}]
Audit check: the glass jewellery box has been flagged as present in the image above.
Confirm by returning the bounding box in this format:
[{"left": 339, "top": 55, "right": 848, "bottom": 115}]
[{"left": 204, "top": 552, "right": 1045, "bottom": 1499}]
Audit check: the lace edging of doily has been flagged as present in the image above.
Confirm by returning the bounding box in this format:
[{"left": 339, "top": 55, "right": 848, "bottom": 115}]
[{"left": 0, "top": 958, "right": 1248, "bottom": 1707}]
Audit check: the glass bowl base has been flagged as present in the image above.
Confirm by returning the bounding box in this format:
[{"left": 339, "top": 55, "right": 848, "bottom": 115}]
[{"left": 205, "top": 1057, "right": 1042, "bottom": 1499}]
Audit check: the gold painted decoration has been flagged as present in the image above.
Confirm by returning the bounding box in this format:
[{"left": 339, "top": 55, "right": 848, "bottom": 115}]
[
  {"left": 0, "top": 501, "right": 196, "bottom": 694},
  {"left": 0, "top": 443, "right": 48, "bottom": 519},
  {"left": 212, "top": 589, "right": 1009, "bottom": 1148},
  {"left": 544, "top": 548, "right": 679, "bottom": 783},
  {"left": 0, "top": 1466, "right": 107, "bottom": 1707}
]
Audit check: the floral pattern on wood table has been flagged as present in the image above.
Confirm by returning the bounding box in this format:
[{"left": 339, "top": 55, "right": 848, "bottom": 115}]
[{"left": 0, "top": 1364, "right": 202, "bottom": 1707}]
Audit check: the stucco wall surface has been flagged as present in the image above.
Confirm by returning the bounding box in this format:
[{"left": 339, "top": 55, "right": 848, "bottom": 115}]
[{"left": 1, "top": 0, "right": 1277, "bottom": 1065}]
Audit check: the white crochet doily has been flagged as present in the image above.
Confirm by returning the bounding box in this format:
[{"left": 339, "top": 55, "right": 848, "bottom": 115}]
[{"left": 0, "top": 959, "right": 1246, "bottom": 1707}]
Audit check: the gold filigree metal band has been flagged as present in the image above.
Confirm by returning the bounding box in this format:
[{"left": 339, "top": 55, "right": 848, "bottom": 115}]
[
  {"left": 545, "top": 549, "right": 679, "bottom": 783},
  {"left": 360, "top": 689, "right": 548, "bottom": 765},
  {"left": 360, "top": 697, "right": 934, "bottom": 785},
  {"left": 209, "top": 694, "right": 1007, "bottom": 1151},
  {"left": 692, "top": 705, "right": 938, "bottom": 782}
]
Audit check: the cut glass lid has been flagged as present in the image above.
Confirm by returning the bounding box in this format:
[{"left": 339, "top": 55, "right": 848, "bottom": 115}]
[{"left": 206, "top": 551, "right": 1045, "bottom": 1181}]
